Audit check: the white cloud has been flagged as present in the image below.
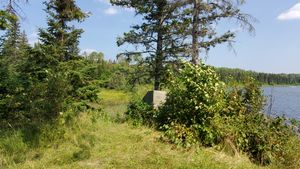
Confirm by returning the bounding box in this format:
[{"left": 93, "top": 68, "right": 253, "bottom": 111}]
[
  {"left": 278, "top": 3, "right": 300, "bottom": 20},
  {"left": 104, "top": 7, "right": 118, "bottom": 15},
  {"left": 96, "top": 0, "right": 134, "bottom": 15},
  {"left": 81, "top": 48, "right": 97, "bottom": 55}
]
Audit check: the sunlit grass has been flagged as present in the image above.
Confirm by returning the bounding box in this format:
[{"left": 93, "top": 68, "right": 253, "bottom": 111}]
[
  {"left": 99, "top": 89, "right": 130, "bottom": 120},
  {"left": 100, "top": 85, "right": 152, "bottom": 118},
  {"left": 0, "top": 87, "right": 287, "bottom": 169},
  {"left": 1, "top": 112, "right": 262, "bottom": 169}
]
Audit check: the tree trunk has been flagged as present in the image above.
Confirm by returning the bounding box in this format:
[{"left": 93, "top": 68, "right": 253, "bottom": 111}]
[
  {"left": 191, "top": 0, "right": 200, "bottom": 65},
  {"left": 154, "top": 3, "right": 165, "bottom": 90},
  {"left": 58, "top": 15, "right": 67, "bottom": 61},
  {"left": 154, "top": 31, "right": 163, "bottom": 90}
]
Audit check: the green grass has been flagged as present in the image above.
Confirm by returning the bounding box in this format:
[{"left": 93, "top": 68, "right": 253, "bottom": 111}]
[
  {"left": 0, "top": 115, "right": 261, "bottom": 169},
  {"left": 0, "top": 88, "right": 275, "bottom": 169},
  {"left": 100, "top": 89, "right": 130, "bottom": 119},
  {"left": 100, "top": 86, "right": 152, "bottom": 119}
]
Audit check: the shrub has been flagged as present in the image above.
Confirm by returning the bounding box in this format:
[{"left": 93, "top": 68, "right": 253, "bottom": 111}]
[
  {"left": 125, "top": 99, "right": 156, "bottom": 126},
  {"left": 106, "top": 72, "right": 128, "bottom": 90},
  {"left": 219, "top": 79, "right": 294, "bottom": 165},
  {"left": 158, "top": 62, "right": 226, "bottom": 146},
  {"left": 156, "top": 61, "right": 297, "bottom": 166},
  {"left": 162, "top": 122, "right": 199, "bottom": 148}
]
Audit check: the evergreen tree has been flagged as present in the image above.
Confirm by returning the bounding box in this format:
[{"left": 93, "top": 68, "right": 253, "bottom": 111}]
[
  {"left": 19, "top": 30, "right": 31, "bottom": 55},
  {"left": 111, "top": 0, "right": 185, "bottom": 90},
  {"left": 178, "top": 0, "right": 255, "bottom": 64},
  {"left": 0, "top": 19, "right": 31, "bottom": 65},
  {"left": 1, "top": 20, "right": 20, "bottom": 57},
  {"left": 39, "top": 0, "right": 87, "bottom": 61},
  {"left": 0, "top": 19, "right": 31, "bottom": 124},
  {"left": 0, "top": 10, "right": 17, "bottom": 30},
  {"left": 0, "top": 0, "right": 28, "bottom": 30}
]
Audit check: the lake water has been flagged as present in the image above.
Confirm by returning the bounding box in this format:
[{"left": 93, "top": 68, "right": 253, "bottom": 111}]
[{"left": 263, "top": 86, "right": 300, "bottom": 121}]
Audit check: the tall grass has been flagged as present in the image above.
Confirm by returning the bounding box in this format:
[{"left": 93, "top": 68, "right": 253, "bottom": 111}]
[
  {"left": 0, "top": 88, "right": 294, "bottom": 168},
  {"left": 0, "top": 113, "right": 261, "bottom": 169}
]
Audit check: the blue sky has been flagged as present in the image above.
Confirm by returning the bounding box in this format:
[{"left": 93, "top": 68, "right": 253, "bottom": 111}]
[{"left": 3, "top": 0, "right": 300, "bottom": 73}]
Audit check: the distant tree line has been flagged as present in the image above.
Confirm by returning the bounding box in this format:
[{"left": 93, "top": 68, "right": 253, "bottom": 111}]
[{"left": 216, "top": 67, "right": 300, "bottom": 85}]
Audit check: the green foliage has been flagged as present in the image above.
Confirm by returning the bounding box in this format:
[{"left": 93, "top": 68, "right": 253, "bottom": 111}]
[
  {"left": 21, "top": 70, "right": 68, "bottom": 124},
  {"left": 0, "top": 107, "right": 261, "bottom": 169},
  {"left": 178, "top": 0, "right": 254, "bottom": 64},
  {"left": 57, "top": 60, "right": 102, "bottom": 115},
  {"left": 104, "top": 64, "right": 131, "bottom": 90},
  {"left": 81, "top": 52, "right": 142, "bottom": 91},
  {"left": 0, "top": 10, "right": 17, "bottom": 30},
  {"left": 0, "top": 46, "right": 103, "bottom": 126},
  {"left": 0, "top": 0, "right": 103, "bottom": 127},
  {"left": 0, "top": 131, "right": 28, "bottom": 164},
  {"left": 111, "top": 0, "right": 186, "bottom": 90},
  {"left": 159, "top": 62, "right": 226, "bottom": 146},
  {"left": 273, "top": 135, "right": 300, "bottom": 168},
  {"left": 126, "top": 99, "right": 156, "bottom": 126},
  {"left": 0, "top": 1, "right": 299, "bottom": 168},
  {"left": 39, "top": 0, "right": 87, "bottom": 61},
  {"left": 72, "top": 144, "right": 91, "bottom": 161},
  {"left": 216, "top": 67, "right": 300, "bottom": 85},
  {"left": 162, "top": 122, "right": 199, "bottom": 148},
  {"left": 0, "top": 20, "right": 34, "bottom": 126},
  {"left": 224, "top": 78, "right": 265, "bottom": 115},
  {"left": 8, "top": 45, "right": 67, "bottom": 124},
  {"left": 290, "top": 118, "right": 300, "bottom": 133},
  {"left": 219, "top": 79, "right": 293, "bottom": 165},
  {"left": 124, "top": 61, "right": 299, "bottom": 166}
]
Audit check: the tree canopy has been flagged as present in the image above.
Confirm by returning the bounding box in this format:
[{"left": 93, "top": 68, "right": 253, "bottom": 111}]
[
  {"left": 39, "top": 0, "right": 88, "bottom": 61},
  {"left": 112, "top": 0, "right": 254, "bottom": 90}
]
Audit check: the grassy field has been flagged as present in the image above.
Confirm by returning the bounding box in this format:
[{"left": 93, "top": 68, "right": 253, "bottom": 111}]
[{"left": 0, "top": 88, "right": 268, "bottom": 169}]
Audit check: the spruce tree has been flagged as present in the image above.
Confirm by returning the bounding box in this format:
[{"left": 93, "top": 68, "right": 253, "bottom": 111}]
[
  {"left": 39, "top": 0, "right": 87, "bottom": 61},
  {"left": 0, "top": 19, "right": 31, "bottom": 124},
  {"left": 1, "top": 20, "right": 20, "bottom": 57}
]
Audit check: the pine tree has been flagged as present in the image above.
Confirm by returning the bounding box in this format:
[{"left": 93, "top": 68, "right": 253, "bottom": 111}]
[
  {"left": 179, "top": 0, "right": 255, "bottom": 64},
  {"left": 39, "top": 0, "right": 87, "bottom": 61},
  {"left": 111, "top": 0, "right": 185, "bottom": 90}
]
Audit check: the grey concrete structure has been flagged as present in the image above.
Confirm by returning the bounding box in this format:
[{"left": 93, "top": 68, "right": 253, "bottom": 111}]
[{"left": 143, "top": 90, "right": 167, "bottom": 109}]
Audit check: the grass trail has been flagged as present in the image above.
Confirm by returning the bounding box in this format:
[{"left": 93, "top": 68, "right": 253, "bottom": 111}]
[{"left": 0, "top": 89, "right": 265, "bottom": 169}]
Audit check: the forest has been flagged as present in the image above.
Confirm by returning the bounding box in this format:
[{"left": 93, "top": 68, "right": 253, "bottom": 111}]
[
  {"left": 0, "top": 0, "right": 300, "bottom": 168},
  {"left": 216, "top": 67, "right": 300, "bottom": 85}
]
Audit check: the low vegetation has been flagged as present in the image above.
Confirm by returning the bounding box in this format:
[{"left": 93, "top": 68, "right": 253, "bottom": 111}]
[
  {"left": 1, "top": 86, "right": 299, "bottom": 169},
  {"left": 1, "top": 0, "right": 300, "bottom": 169},
  {"left": 127, "top": 62, "right": 300, "bottom": 168},
  {"left": 0, "top": 89, "right": 262, "bottom": 169}
]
